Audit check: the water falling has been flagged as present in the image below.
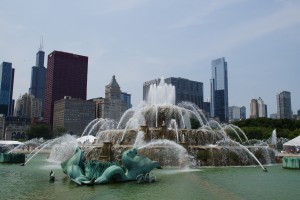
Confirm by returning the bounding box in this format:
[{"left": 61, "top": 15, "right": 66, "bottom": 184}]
[{"left": 271, "top": 129, "right": 277, "bottom": 145}]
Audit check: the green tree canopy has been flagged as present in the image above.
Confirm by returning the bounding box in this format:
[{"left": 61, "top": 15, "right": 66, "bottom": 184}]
[
  {"left": 232, "top": 118, "right": 300, "bottom": 140},
  {"left": 26, "top": 125, "right": 52, "bottom": 139}
]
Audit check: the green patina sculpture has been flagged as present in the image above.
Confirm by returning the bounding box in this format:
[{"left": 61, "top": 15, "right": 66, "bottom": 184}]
[{"left": 61, "top": 147, "right": 161, "bottom": 185}]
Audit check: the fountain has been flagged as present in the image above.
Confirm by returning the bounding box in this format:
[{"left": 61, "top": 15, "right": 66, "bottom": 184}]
[
  {"left": 12, "top": 77, "right": 276, "bottom": 185},
  {"left": 76, "top": 77, "right": 276, "bottom": 171},
  {"left": 0, "top": 141, "right": 27, "bottom": 163}
]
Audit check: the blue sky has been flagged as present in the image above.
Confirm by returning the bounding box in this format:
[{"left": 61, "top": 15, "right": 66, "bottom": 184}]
[{"left": 0, "top": 0, "right": 299, "bottom": 116}]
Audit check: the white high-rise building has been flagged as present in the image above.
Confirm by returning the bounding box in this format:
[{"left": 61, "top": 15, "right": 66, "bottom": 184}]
[{"left": 257, "top": 97, "right": 267, "bottom": 118}]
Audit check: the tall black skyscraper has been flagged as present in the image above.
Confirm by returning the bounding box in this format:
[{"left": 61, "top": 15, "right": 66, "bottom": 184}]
[{"left": 29, "top": 44, "right": 47, "bottom": 116}]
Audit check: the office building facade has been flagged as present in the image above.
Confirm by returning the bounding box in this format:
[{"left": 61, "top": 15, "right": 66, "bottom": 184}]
[
  {"left": 229, "top": 106, "right": 241, "bottom": 122},
  {"left": 44, "top": 51, "right": 88, "bottom": 125},
  {"left": 228, "top": 106, "right": 246, "bottom": 122},
  {"left": 53, "top": 97, "right": 95, "bottom": 136},
  {"left": 277, "top": 91, "right": 292, "bottom": 119},
  {"left": 14, "top": 93, "right": 42, "bottom": 118},
  {"left": 210, "top": 57, "right": 228, "bottom": 122},
  {"left": 0, "top": 62, "right": 15, "bottom": 116},
  {"left": 120, "top": 92, "right": 132, "bottom": 109},
  {"left": 143, "top": 77, "right": 203, "bottom": 109},
  {"left": 240, "top": 106, "right": 246, "bottom": 120}
]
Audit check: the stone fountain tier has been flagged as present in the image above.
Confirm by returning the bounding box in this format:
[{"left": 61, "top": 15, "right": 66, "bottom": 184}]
[
  {"left": 83, "top": 144, "right": 275, "bottom": 167},
  {"left": 95, "top": 127, "right": 224, "bottom": 146},
  {"left": 84, "top": 125, "right": 276, "bottom": 167},
  {"left": 189, "top": 146, "right": 276, "bottom": 166}
]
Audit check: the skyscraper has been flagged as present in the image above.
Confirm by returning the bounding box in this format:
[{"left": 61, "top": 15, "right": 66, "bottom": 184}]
[
  {"left": 29, "top": 47, "right": 47, "bottom": 115},
  {"left": 277, "top": 91, "right": 292, "bottom": 119},
  {"left": 257, "top": 97, "right": 267, "bottom": 118},
  {"left": 240, "top": 106, "right": 246, "bottom": 120},
  {"left": 92, "top": 76, "right": 130, "bottom": 122},
  {"left": 228, "top": 106, "right": 241, "bottom": 122},
  {"left": 44, "top": 51, "right": 88, "bottom": 125},
  {"left": 0, "top": 62, "right": 15, "bottom": 116},
  {"left": 250, "top": 99, "right": 258, "bottom": 118},
  {"left": 143, "top": 77, "right": 203, "bottom": 109},
  {"left": 250, "top": 97, "right": 267, "bottom": 118},
  {"left": 210, "top": 57, "right": 228, "bottom": 122}
]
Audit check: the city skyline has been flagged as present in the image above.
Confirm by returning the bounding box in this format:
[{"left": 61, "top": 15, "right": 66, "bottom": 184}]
[{"left": 0, "top": 0, "right": 300, "bottom": 115}]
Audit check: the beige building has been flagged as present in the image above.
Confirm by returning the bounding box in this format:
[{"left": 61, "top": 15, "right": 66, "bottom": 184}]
[
  {"left": 250, "top": 97, "right": 267, "bottom": 118},
  {"left": 14, "top": 93, "right": 42, "bottom": 119},
  {"left": 92, "top": 76, "right": 130, "bottom": 123},
  {"left": 3, "top": 117, "right": 30, "bottom": 140},
  {"left": 53, "top": 97, "right": 95, "bottom": 136},
  {"left": 250, "top": 99, "right": 258, "bottom": 118}
]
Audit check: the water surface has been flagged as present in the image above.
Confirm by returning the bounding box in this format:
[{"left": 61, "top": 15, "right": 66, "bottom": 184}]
[{"left": 0, "top": 154, "right": 298, "bottom": 200}]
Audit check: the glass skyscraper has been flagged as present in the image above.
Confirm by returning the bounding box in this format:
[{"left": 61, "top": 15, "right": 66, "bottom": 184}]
[
  {"left": 29, "top": 49, "right": 47, "bottom": 115},
  {"left": 210, "top": 57, "right": 228, "bottom": 123},
  {"left": 0, "top": 62, "right": 15, "bottom": 116},
  {"left": 277, "top": 91, "right": 292, "bottom": 119}
]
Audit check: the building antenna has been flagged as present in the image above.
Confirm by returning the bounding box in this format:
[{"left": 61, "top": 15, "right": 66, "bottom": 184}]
[{"left": 39, "top": 36, "right": 44, "bottom": 51}]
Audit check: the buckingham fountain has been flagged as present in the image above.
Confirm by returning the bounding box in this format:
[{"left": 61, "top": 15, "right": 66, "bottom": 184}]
[{"left": 45, "top": 78, "right": 276, "bottom": 185}]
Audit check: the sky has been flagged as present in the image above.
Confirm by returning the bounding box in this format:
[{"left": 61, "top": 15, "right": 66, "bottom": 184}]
[{"left": 0, "top": 0, "right": 300, "bottom": 116}]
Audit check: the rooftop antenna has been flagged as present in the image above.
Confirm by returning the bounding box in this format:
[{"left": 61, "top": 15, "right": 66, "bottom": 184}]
[{"left": 39, "top": 36, "right": 44, "bottom": 51}]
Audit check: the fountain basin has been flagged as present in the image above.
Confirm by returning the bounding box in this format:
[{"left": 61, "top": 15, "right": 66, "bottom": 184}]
[
  {"left": 282, "top": 157, "right": 300, "bottom": 169},
  {"left": 0, "top": 153, "right": 25, "bottom": 163}
]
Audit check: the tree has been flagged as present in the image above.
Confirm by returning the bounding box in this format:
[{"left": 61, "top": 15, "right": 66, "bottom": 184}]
[
  {"left": 53, "top": 127, "right": 67, "bottom": 137},
  {"left": 190, "top": 117, "right": 201, "bottom": 129},
  {"left": 26, "top": 125, "right": 52, "bottom": 139},
  {"left": 232, "top": 118, "right": 300, "bottom": 140}
]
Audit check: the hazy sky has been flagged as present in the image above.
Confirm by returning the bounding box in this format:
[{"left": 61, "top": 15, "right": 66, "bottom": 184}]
[{"left": 1, "top": 0, "right": 299, "bottom": 116}]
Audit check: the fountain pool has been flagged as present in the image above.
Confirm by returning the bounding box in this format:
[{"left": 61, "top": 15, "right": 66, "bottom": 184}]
[{"left": 0, "top": 155, "right": 297, "bottom": 200}]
